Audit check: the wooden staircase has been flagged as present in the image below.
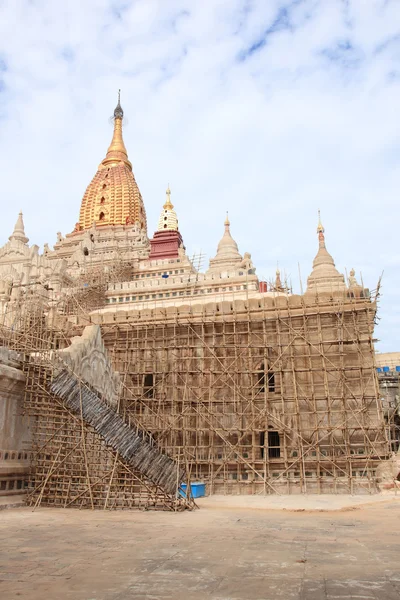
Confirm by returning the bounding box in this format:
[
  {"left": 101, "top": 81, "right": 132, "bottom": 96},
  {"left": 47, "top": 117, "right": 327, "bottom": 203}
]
[{"left": 51, "top": 369, "right": 186, "bottom": 499}]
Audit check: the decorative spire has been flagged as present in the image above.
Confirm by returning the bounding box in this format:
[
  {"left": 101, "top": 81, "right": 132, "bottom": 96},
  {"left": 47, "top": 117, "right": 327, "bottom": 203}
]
[
  {"left": 218, "top": 213, "right": 237, "bottom": 251},
  {"left": 163, "top": 184, "right": 174, "bottom": 210},
  {"left": 114, "top": 89, "right": 123, "bottom": 119},
  {"left": 102, "top": 91, "right": 131, "bottom": 169},
  {"left": 275, "top": 267, "right": 283, "bottom": 291},
  {"left": 306, "top": 214, "right": 346, "bottom": 294},
  {"left": 348, "top": 268, "right": 359, "bottom": 287},
  {"left": 317, "top": 209, "right": 325, "bottom": 248},
  {"left": 207, "top": 214, "right": 242, "bottom": 273},
  {"left": 9, "top": 211, "right": 29, "bottom": 244},
  {"left": 158, "top": 185, "right": 178, "bottom": 231}
]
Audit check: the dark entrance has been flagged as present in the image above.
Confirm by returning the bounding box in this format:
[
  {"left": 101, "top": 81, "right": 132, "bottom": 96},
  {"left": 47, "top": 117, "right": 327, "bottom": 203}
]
[
  {"left": 260, "top": 430, "right": 281, "bottom": 459},
  {"left": 268, "top": 431, "right": 280, "bottom": 458},
  {"left": 143, "top": 374, "right": 154, "bottom": 398}
]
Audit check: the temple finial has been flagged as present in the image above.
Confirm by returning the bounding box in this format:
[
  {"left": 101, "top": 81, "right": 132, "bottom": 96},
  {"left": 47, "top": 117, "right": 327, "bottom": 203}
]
[
  {"left": 114, "top": 89, "right": 123, "bottom": 119},
  {"left": 102, "top": 91, "right": 130, "bottom": 168},
  {"left": 9, "top": 211, "right": 29, "bottom": 244},
  {"left": 275, "top": 265, "right": 284, "bottom": 291},
  {"left": 206, "top": 211, "right": 242, "bottom": 274},
  {"left": 317, "top": 209, "right": 324, "bottom": 233},
  {"left": 158, "top": 185, "right": 178, "bottom": 231},
  {"left": 163, "top": 184, "right": 173, "bottom": 209},
  {"left": 317, "top": 209, "right": 325, "bottom": 247},
  {"left": 305, "top": 209, "right": 347, "bottom": 294}
]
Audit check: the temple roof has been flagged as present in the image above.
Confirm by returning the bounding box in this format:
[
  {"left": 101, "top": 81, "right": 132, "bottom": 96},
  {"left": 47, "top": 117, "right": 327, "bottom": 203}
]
[
  {"left": 306, "top": 212, "right": 346, "bottom": 294},
  {"left": 78, "top": 92, "right": 147, "bottom": 232},
  {"left": 157, "top": 186, "right": 178, "bottom": 231}
]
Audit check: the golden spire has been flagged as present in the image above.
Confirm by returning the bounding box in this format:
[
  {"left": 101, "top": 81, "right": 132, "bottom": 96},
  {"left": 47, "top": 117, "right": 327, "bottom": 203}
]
[
  {"left": 101, "top": 90, "right": 131, "bottom": 169},
  {"left": 78, "top": 93, "right": 147, "bottom": 232},
  {"left": 163, "top": 184, "right": 174, "bottom": 209},
  {"left": 317, "top": 209, "right": 325, "bottom": 248},
  {"left": 224, "top": 211, "right": 230, "bottom": 229}
]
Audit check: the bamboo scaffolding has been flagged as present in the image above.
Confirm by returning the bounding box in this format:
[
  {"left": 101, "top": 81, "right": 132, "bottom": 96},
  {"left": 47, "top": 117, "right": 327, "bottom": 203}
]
[
  {"left": 0, "top": 260, "right": 390, "bottom": 503},
  {"left": 95, "top": 285, "right": 389, "bottom": 496}
]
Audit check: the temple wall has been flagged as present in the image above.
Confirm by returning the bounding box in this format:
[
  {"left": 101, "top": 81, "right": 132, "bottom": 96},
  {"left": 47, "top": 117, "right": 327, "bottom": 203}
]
[
  {"left": 0, "top": 348, "right": 31, "bottom": 507},
  {"left": 94, "top": 294, "right": 388, "bottom": 494}
]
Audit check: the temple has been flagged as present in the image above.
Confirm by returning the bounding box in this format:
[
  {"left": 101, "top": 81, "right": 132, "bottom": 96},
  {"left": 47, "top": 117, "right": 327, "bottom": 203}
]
[{"left": 0, "top": 95, "right": 393, "bottom": 509}]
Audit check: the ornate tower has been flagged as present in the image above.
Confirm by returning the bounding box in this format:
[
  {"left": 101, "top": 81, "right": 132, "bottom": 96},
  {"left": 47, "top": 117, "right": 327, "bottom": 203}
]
[
  {"left": 48, "top": 94, "right": 150, "bottom": 271},
  {"left": 78, "top": 91, "right": 147, "bottom": 232},
  {"left": 149, "top": 186, "right": 184, "bottom": 261}
]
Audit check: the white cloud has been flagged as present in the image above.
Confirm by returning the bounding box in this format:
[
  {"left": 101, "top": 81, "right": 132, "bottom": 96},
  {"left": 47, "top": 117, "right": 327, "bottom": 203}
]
[{"left": 0, "top": 0, "right": 399, "bottom": 351}]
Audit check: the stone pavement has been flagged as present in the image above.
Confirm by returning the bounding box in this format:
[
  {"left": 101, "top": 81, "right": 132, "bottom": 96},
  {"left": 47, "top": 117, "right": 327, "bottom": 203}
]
[{"left": 1, "top": 498, "right": 400, "bottom": 599}]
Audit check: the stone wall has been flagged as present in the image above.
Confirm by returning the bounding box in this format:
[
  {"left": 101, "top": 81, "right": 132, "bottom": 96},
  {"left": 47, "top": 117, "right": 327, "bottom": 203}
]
[
  {"left": 0, "top": 348, "right": 31, "bottom": 508},
  {"left": 57, "top": 325, "right": 121, "bottom": 407}
]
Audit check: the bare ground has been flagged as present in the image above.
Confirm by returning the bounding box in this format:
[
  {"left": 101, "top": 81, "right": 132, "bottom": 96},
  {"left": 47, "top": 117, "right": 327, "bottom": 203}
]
[{"left": 1, "top": 495, "right": 400, "bottom": 600}]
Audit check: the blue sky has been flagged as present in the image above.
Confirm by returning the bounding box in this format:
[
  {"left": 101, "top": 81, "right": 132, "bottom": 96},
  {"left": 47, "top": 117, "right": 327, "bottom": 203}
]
[{"left": 0, "top": 0, "right": 399, "bottom": 352}]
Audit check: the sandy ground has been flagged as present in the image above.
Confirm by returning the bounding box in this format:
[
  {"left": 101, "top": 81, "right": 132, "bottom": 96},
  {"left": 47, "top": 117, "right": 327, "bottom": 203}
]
[
  {"left": 1, "top": 494, "right": 400, "bottom": 600},
  {"left": 196, "top": 491, "right": 400, "bottom": 511}
]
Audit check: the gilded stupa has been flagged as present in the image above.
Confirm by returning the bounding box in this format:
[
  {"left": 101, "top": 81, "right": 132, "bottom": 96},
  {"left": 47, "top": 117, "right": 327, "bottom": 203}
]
[
  {"left": 78, "top": 91, "right": 147, "bottom": 231},
  {"left": 45, "top": 93, "right": 150, "bottom": 270}
]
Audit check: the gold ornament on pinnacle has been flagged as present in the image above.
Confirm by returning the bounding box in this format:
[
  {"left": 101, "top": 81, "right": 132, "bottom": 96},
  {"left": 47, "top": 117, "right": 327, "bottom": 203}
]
[
  {"left": 163, "top": 185, "right": 174, "bottom": 210},
  {"left": 317, "top": 209, "right": 324, "bottom": 234},
  {"left": 114, "top": 89, "right": 123, "bottom": 119},
  {"left": 102, "top": 95, "right": 131, "bottom": 169}
]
